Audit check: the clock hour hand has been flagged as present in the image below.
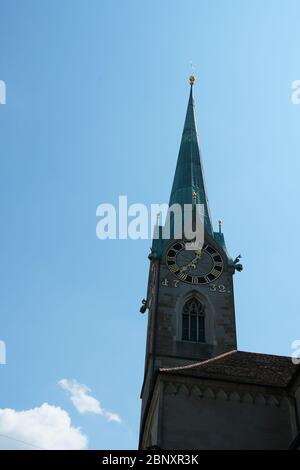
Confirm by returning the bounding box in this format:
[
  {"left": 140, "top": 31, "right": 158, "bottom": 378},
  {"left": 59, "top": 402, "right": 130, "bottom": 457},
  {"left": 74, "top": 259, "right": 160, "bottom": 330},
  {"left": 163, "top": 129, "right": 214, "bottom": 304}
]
[{"left": 181, "top": 252, "right": 202, "bottom": 271}]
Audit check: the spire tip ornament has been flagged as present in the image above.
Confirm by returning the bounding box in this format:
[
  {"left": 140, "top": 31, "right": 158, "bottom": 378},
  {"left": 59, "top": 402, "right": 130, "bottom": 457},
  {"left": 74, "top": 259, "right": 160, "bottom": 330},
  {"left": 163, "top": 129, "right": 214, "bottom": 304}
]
[
  {"left": 189, "top": 62, "right": 196, "bottom": 85},
  {"left": 189, "top": 75, "right": 196, "bottom": 86}
]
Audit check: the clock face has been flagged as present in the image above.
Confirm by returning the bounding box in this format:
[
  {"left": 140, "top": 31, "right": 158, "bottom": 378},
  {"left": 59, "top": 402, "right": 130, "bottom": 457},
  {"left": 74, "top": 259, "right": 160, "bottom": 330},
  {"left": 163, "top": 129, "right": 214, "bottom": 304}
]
[{"left": 166, "top": 241, "right": 224, "bottom": 284}]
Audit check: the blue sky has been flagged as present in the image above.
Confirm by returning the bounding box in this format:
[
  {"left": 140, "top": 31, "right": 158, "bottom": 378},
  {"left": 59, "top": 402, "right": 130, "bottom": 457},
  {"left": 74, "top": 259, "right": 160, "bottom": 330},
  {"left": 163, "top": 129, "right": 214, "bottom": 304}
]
[{"left": 0, "top": 0, "right": 300, "bottom": 449}]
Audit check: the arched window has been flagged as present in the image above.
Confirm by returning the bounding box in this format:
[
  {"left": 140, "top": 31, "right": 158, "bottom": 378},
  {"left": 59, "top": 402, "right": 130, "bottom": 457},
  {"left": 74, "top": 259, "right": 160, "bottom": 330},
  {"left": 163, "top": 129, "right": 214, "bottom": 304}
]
[{"left": 182, "top": 298, "right": 205, "bottom": 342}]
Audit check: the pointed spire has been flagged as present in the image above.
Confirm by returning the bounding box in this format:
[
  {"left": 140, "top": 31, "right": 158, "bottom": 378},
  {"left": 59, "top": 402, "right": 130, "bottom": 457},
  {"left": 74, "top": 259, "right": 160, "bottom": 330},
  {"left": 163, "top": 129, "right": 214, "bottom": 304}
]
[{"left": 169, "top": 76, "right": 213, "bottom": 235}]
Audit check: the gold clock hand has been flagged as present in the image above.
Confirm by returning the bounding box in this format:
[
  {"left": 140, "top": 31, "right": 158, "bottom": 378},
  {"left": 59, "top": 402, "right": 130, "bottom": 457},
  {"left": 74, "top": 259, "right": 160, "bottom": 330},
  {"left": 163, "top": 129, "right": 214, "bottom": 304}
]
[
  {"left": 181, "top": 250, "right": 201, "bottom": 271},
  {"left": 181, "top": 252, "right": 202, "bottom": 271}
]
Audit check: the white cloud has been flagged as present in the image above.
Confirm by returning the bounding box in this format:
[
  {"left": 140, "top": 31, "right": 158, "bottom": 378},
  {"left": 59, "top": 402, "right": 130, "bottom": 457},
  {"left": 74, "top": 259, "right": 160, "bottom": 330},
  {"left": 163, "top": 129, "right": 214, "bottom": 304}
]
[
  {"left": 0, "top": 403, "right": 87, "bottom": 450},
  {"left": 58, "top": 379, "right": 101, "bottom": 415},
  {"left": 103, "top": 411, "right": 122, "bottom": 423},
  {"left": 58, "top": 379, "right": 121, "bottom": 423}
]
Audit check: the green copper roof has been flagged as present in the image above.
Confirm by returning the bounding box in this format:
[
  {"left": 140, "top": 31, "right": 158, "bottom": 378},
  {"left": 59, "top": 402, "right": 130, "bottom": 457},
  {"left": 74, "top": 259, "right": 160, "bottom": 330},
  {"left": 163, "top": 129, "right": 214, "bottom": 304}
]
[{"left": 169, "top": 83, "right": 213, "bottom": 235}]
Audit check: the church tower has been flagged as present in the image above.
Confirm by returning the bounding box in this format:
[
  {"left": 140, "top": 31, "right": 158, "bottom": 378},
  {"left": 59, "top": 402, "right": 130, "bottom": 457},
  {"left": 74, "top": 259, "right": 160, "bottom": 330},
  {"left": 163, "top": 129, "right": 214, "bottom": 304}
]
[
  {"left": 140, "top": 75, "right": 242, "bottom": 416},
  {"left": 139, "top": 76, "right": 300, "bottom": 450}
]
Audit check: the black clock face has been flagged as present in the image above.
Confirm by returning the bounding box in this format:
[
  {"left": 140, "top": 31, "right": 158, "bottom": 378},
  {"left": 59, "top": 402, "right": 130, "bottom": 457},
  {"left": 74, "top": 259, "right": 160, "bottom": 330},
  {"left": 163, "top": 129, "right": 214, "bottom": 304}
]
[{"left": 166, "top": 241, "right": 224, "bottom": 284}]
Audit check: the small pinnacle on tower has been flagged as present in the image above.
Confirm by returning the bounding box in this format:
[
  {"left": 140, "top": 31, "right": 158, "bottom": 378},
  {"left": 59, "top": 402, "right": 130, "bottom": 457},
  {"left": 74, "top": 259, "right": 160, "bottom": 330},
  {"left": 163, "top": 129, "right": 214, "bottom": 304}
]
[{"left": 218, "top": 219, "right": 222, "bottom": 233}]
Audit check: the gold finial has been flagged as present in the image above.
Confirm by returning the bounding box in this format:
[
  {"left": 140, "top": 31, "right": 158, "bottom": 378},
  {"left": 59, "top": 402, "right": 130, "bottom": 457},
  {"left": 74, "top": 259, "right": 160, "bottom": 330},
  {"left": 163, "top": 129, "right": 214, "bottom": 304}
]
[
  {"left": 189, "top": 75, "right": 196, "bottom": 85},
  {"left": 189, "top": 62, "right": 196, "bottom": 85},
  {"left": 218, "top": 219, "right": 222, "bottom": 233},
  {"left": 192, "top": 190, "right": 197, "bottom": 199}
]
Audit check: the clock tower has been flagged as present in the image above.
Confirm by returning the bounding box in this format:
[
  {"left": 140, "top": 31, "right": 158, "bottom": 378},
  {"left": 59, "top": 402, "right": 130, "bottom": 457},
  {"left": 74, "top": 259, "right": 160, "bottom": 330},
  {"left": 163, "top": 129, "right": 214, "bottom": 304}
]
[
  {"left": 138, "top": 76, "right": 300, "bottom": 451},
  {"left": 140, "top": 75, "right": 242, "bottom": 416}
]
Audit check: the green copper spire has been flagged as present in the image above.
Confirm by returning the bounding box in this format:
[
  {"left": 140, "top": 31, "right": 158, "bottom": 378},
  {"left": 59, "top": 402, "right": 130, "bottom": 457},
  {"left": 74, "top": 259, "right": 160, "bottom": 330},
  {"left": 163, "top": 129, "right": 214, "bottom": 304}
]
[{"left": 169, "top": 76, "right": 213, "bottom": 235}]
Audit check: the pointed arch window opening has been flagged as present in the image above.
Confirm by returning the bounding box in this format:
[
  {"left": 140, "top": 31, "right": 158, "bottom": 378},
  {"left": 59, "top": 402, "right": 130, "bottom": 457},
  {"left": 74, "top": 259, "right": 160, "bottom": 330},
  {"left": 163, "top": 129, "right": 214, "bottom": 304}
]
[{"left": 182, "top": 298, "right": 205, "bottom": 343}]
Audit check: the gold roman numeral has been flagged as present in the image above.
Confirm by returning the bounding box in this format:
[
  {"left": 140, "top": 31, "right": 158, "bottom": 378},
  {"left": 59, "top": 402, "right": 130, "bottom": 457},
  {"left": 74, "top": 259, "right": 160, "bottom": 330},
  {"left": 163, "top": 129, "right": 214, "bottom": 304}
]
[
  {"left": 169, "top": 264, "right": 180, "bottom": 273},
  {"left": 177, "top": 271, "right": 187, "bottom": 281},
  {"left": 211, "top": 269, "right": 221, "bottom": 277}
]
